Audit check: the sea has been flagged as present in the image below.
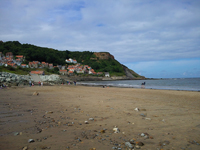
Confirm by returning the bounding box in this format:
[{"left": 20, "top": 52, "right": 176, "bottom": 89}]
[{"left": 78, "top": 78, "right": 200, "bottom": 91}]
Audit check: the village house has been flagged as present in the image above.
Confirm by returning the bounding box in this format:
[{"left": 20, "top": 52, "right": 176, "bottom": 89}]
[
  {"left": 29, "top": 61, "right": 40, "bottom": 68},
  {"left": 6, "top": 52, "right": 13, "bottom": 59},
  {"left": 68, "top": 70, "right": 74, "bottom": 76},
  {"left": 57, "top": 65, "right": 62, "bottom": 70},
  {"left": 7, "top": 62, "right": 17, "bottom": 68},
  {"left": 49, "top": 64, "right": 53, "bottom": 69},
  {"left": 21, "top": 64, "right": 28, "bottom": 68},
  {"left": 66, "top": 58, "right": 77, "bottom": 64},
  {"left": 89, "top": 69, "right": 96, "bottom": 75},
  {"left": 105, "top": 72, "right": 110, "bottom": 77},
  {"left": 59, "top": 69, "right": 68, "bottom": 75},
  {"left": 76, "top": 69, "right": 85, "bottom": 74},
  {"left": 16, "top": 55, "right": 25, "bottom": 61},
  {"left": 41, "top": 62, "right": 49, "bottom": 68}
]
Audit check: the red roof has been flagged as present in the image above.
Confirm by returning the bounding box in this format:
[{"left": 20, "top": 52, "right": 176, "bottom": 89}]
[
  {"left": 60, "top": 70, "right": 67, "bottom": 72},
  {"left": 16, "top": 55, "right": 23, "bottom": 58},
  {"left": 30, "top": 71, "right": 44, "bottom": 74}
]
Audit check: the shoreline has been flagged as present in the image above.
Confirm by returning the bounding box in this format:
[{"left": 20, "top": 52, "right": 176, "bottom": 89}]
[{"left": 77, "top": 83, "right": 200, "bottom": 92}]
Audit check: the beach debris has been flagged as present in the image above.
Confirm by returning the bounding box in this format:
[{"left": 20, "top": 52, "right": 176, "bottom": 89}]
[
  {"left": 28, "top": 139, "right": 35, "bottom": 143},
  {"left": 22, "top": 146, "right": 28, "bottom": 150},
  {"left": 136, "top": 141, "right": 144, "bottom": 146},
  {"left": 45, "top": 111, "right": 53, "bottom": 114},
  {"left": 158, "top": 140, "right": 170, "bottom": 146},
  {"left": 101, "top": 129, "right": 106, "bottom": 133},
  {"left": 141, "top": 133, "right": 145, "bottom": 137},
  {"left": 89, "top": 118, "right": 94, "bottom": 121},
  {"left": 140, "top": 113, "right": 146, "bottom": 117},
  {"left": 135, "top": 145, "right": 141, "bottom": 149},
  {"left": 37, "top": 127, "right": 42, "bottom": 133},
  {"left": 135, "top": 108, "right": 140, "bottom": 111},
  {"left": 13, "top": 132, "right": 19, "bottom": 136},
  {"left": 125, "top": 142, "right": 134, "bottom": 149},
  {"left": 32, "top": 91, "right": 39, "bottom": 96},
  {"left": 145, "top": 118, "right": 151, "bottom": 120},
  {"left": 113, "top": 127, "right": 120, "bottom": 133},
  {"left": 90, "top": 148, "right": 96, "bottom": 150},
  {"left": 141, "top": 133, "right": 149, "bottom": 139},
  {"left": 188, "top": 140, "right": 200, "bottom": 145},
  {"left": 85, "top": 121, "right": 89, "bottom": 124}
]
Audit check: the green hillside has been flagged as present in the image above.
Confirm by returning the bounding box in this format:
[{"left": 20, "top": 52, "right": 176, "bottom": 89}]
[{"left": 0, "top": 41, "right": 143, "bottom": 78}]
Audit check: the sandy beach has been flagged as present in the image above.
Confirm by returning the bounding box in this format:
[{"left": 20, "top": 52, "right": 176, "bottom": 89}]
[{"left": 0, "top": 85, "right": 200, "bottom": 150}]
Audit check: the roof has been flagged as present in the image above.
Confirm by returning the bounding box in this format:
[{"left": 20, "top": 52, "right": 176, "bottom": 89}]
[
  {"left": 59, "top": 70, "right": 67, "bottom": 72},
  {"left": 30, "top": 71, "right": 44, "bottom": 74},
  {"left": 16, "top": 55, "right": 23, "bottom": 58}
]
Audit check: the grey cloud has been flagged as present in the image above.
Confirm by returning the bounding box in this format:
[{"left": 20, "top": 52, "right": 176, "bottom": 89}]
[{"left": 0, "top": 0, "right": 199, "bottom": 64}]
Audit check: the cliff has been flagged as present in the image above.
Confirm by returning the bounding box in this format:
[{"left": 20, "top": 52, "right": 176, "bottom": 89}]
[{"left": 93, "top": 52, "right": 115, "bottom": 60}]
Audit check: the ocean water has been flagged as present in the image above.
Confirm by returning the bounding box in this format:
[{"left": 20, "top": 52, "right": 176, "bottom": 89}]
[{"left": 78, "top": 78, "right": 200, "bottom": 91}]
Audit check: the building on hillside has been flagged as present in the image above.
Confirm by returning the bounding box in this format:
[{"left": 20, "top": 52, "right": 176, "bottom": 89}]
[
  {"left": 66, "top": 58, "right": 77, "bottom": 64},
  {"left": 21, "top": 64, "right": 28, "bottom": 68},
  {"left": 7, "top": 62, "right": 17, "bottom": 68},
  {"left": 89, "top": 69, "right": 96, "bottom": 75},
  {"left": 57, "top": 65, "right": 62, "bottom": 70},
  {"left": 76, "top": 69, "right": 85, "bottom": 74},
  {"left": 68, "top": 70, "right": 74, "bottom": 76},
  {"left": 49, "top": 63, "right": 53, "bottom": 69},
  {"left": 6, "top": 52, "right": 13, "bottom": 59},
  {"left": 16, "top": 55, "right": 25, "bottom": 61},
  {"left": 41, "top": 62, "right": 49, "bottom": 68},
  {"left": 59, "top": 70, "right": 68, "bottom": 75},
  {"left": 105, "top": 72, "right": 110, "bottom": 77},
  {"left": 29, "top": 61, "right": 40, "bottom": 68}
]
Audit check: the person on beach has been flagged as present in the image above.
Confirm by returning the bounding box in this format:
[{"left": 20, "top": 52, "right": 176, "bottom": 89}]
[
  {"left": 41, "top": 82, "right": 43, "bottom": 86},
  {"left": 74, "top": 81, "right": 76, "bottom": 85},
  {"left": 38, "top": 81, "right": 41, "bottom": 86},
  {"left": 29, "top": 80, "right": 32, "bottom": 87},
  {"left": 141, "top": 82, "right": 145, "bottom": 88}
]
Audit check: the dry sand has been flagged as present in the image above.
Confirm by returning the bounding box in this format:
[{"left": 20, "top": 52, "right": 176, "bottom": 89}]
[{"left": 0, "top": 85, "right": 200, "bottom": 150}]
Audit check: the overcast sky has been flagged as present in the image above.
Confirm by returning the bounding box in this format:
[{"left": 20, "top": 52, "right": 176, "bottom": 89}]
[{"left": 0, "top": 0, "right": 200, "bottom": 78}]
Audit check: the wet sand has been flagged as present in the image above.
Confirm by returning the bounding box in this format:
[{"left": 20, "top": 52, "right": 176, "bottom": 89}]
[{"left": 0, "top": 85, "right": 200, "bottom": 150}]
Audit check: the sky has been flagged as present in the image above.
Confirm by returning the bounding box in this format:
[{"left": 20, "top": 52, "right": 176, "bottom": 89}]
[{"left": 0, "top": 0, "right": 200, "bottom": 78}]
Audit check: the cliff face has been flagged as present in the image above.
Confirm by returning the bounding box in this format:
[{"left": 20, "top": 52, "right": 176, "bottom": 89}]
[
  {"left": 94, "top": 52, "right": 145, "bottom": 79},
  {"left": 94, "top": 52, "right": 114, "bottom": 60},
  {"left": 122, "top": 64, "right": 145, "bottom": 79}
]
